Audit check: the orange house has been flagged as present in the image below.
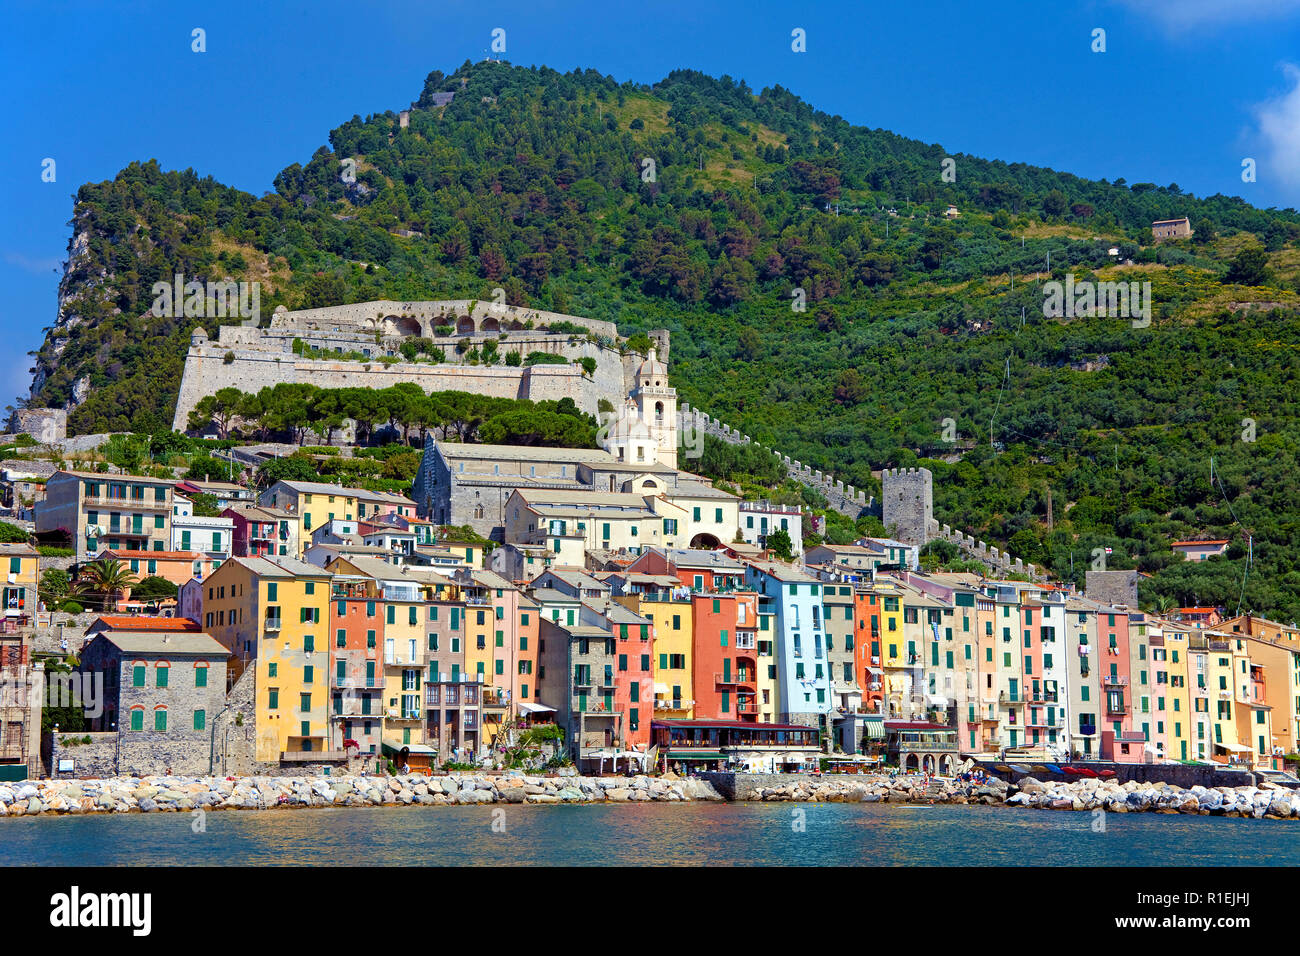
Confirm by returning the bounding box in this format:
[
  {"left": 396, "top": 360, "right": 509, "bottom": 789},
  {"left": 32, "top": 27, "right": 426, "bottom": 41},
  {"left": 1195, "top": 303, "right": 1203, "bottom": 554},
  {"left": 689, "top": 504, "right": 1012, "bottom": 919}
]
[
  {"left": 98, "top": 549, "right": 204, "bottom": 601},
  {"left": 691, "top": 592, "right": 759, "bottom": 722}
]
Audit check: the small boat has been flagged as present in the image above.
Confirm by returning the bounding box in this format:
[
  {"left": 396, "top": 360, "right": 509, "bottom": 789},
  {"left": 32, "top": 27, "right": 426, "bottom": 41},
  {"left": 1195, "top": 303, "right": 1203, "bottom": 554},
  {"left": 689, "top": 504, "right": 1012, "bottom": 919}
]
[
  {"left": 1030, "top": 764, "right": 1049, "bottom": 773},
  {"left": 1097, "top": 769, "right": 1117, "bottom": 779},
  {"left": 1075, "top": 767, "right": 1098, "bottom": 778},
  {"left": 1045, "top": 764, "right": 1063, "bottom": 775}
]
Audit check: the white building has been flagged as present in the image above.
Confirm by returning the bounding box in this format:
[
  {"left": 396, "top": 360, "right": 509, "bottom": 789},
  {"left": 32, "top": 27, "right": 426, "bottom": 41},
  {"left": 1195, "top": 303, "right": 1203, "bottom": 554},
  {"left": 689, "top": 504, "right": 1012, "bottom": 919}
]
[
  {"left": 171, "top": 493, "right": 234, "bottom": 563},
  {"left": 738, "top": 501, "right": 803, "bottom": 555},
  {"left": 600, "top": 348, "right": 678, "bottom": 468}
]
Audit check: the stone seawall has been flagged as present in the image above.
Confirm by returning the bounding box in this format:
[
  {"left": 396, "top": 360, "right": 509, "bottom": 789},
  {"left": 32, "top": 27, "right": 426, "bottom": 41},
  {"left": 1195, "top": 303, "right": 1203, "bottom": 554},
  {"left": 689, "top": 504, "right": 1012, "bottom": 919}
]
[
  {"left": 6, "top": 770, "right": 1298, "bottom": 821},
  {"left": 0, "top": 772, "right": 723, "bottom": 816}
]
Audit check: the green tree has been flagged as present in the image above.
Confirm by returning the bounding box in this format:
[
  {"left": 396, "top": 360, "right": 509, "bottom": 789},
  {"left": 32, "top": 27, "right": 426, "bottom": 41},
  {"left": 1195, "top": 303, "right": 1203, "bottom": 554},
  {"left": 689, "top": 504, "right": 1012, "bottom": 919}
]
[
  {"left": 767, "top": 527, "right": 793, "bottom": 560},
  {"left": 78, "top": 559, "right": 139, "bottom": 613},
  {"left": 0, "top": 521, "right": 28, "bottom": 543},
  {"left": 1224, "top": 246, "right": 1272, "bottom": 286}
]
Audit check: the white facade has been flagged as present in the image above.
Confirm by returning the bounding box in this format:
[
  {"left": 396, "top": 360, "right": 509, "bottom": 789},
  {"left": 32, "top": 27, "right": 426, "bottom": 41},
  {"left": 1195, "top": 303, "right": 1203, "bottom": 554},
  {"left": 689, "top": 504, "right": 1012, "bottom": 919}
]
[
  {"left": 600, "top": 349, "right": 678, "bottom": 468},
  {"left": 171, "top": 494, "right": 234, "bottom": 559},
  {"left": 739, "top": 502, "right": 803, "bottom": 555}
]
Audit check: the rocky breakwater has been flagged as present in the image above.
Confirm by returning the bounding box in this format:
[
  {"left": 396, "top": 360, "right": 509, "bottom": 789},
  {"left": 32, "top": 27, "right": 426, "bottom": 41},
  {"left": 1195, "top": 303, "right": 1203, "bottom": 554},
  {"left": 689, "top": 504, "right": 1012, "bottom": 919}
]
[
  {"left": 0, "top": 772, "right": 724, "bottom": 817},
  {"left": 1009, "top": 776, "right": 1300, "bottom": 818},
  {"left": 748, "top": 773, "right": 1011, "bottom": 804}
]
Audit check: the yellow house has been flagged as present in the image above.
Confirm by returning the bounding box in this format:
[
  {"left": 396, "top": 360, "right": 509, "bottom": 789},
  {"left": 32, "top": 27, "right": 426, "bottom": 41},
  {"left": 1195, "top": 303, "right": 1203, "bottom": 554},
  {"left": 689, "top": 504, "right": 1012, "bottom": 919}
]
[
  {"left": 201, "top": 555, "right": 333, "bottom": 761},
  {"left": 1160, "top": 624, "right": 1195, "bottom": 762},
  {"left": 439, "top": 539, "right": 486, "bottom": 570},
  {"left": 1202, "top": 631, "right": 1247, "bottom": 765},
  {"left": 258, "top": 480, "right": 362, "bottom": 554},
  {"left": 0, "top": 543, "right": 39, "bottom": 626},
  {"left": 620, "top": 594, "right": 694, "bottom": 718},
  {"left": 1223, "top": 615, "right": 1300, "bottom": 764}
]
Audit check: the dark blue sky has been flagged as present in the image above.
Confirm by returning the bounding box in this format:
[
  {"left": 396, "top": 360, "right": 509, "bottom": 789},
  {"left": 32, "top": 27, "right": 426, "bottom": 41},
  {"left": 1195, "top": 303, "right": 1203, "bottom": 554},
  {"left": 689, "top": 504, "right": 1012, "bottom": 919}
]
[{"left": 5, "top": 0, "right": 1300, "bottom": 411}]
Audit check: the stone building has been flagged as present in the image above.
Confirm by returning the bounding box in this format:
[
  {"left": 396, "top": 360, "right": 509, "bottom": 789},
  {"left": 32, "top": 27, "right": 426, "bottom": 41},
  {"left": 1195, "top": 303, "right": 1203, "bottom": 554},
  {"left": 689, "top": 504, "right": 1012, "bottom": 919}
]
[
  {"left": 880, "top": 467, "right": 935, "bottom": 547},
  {"left": 172, "top": 298, "right": 669, "bottom": 430},
  {"left": 0, "top": 633, "right": 42, "bottom": 780},
  {"left": 1151, "top": 217, "right": 1192, "bottom": 240},
  {"left": 78, "top": 629, "right": 231, "bottom": 776}
]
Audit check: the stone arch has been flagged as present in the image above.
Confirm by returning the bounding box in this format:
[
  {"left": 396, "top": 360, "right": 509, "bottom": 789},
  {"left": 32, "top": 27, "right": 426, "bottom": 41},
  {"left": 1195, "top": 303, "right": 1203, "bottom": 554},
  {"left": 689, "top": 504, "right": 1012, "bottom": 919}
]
[
  {"left": 904, "top": 753, "right": 920, "bottom": 772},
  {"left": 940, "top": 754, "right": 955, "bottom": 775},
  {"left": 480, "top": 315, "right": 501, "bottom": 334},
  {"left": 394, "top": 315, "right": 422, "bottom": 337},
  {"left": 690, "top": 533, "right": 721, "bottom": 550},
  {"left": 456, "top": 314, "right": 476, "bottom": 335},
  {"left": 653, "top": 400, "right": 665, "bottom": 424},
  {"left": 922, "top": 753, "right": 936, "bottom": 774},
  {"left": 508, "top": 319, "right": 524, "bottom": 331}
]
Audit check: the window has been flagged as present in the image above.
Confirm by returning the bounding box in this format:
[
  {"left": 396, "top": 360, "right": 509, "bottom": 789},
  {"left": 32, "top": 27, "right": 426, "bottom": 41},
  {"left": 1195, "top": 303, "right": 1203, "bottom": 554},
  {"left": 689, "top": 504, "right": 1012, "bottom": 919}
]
[
  {"left": 156, "top": 664, "right": 169, "bottom": 688},
  {"left": 193, "top": 710, "right": 206, "bottom": 731},
  {"left": 130, "top": 708, "right": 144, "bottom": 731},
  {"left": 195, "top": 664, "right": 208, "bottom": 687},
  {"left": 132, "top": 664, "right": 145, "bottom": 687},
  {"left": 154, "top": 708, "right": 167, "bottom": 732}
]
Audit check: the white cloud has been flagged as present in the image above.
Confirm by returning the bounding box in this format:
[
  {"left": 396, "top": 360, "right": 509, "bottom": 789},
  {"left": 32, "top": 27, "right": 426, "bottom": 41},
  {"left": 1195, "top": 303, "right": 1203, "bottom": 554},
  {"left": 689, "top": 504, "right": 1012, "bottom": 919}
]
[
  {"left": 1115, "top": 0, "right": 1300, "bottom": 29},
  {"left": 1252, "top": 64, "right": 1300, "bottom": 193}
]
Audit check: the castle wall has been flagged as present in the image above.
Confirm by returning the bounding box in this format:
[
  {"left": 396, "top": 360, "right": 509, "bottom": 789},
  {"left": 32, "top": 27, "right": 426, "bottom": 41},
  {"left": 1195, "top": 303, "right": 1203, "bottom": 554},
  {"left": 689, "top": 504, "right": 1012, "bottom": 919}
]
[
  {"left": 174, "top": 341, "right": 618, "bottom": 431},
  {"left": 268, "top": 299, "right": 620, "bottom": 342}
]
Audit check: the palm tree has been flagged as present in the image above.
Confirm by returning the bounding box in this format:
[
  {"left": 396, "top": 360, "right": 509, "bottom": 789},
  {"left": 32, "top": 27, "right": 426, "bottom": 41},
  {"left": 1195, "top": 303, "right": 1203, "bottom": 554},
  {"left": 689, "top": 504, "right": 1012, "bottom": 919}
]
[
  {"left": 1147, "top": 593, "right": 1178, "bottom": 619},
  {"left": 78, "top": 559, "right": 138, "bottom": 614}
]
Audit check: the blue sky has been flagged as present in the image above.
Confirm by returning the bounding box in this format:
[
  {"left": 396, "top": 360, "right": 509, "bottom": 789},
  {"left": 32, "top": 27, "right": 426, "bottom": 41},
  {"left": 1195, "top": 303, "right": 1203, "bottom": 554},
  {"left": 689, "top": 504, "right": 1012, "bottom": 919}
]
[{"left": 4, "top": 0, "right": 1300, "bottom": 413}]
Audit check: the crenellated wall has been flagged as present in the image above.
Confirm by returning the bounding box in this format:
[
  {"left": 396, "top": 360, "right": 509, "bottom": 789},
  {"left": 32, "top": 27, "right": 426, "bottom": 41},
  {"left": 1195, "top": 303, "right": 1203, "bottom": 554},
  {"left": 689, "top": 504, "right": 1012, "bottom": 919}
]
[{"left": 679, "top": 403, "right": 874, "bottom": 519}]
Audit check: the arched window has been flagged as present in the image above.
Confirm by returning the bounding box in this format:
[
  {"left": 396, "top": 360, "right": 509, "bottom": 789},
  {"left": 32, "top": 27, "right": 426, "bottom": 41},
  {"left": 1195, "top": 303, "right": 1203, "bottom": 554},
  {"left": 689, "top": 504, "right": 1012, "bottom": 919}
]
[
  {"left": 153, "top": 705, "right": 168, "bottom": 732},
  {"left": 129, "top": 705, "right": 145, "bottom": 731}
]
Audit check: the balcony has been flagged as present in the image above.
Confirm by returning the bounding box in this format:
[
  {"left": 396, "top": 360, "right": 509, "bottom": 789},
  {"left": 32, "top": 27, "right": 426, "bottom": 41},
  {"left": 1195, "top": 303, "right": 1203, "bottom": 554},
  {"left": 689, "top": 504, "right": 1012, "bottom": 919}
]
[
  {"left": 1079, "top": 724, "right": 1097, "bottom": 736},
  {"left": 1102, "top": 675, "right": 1129, "bottom": 687},
  {"left": 714, "top": 671, "right": 754, "bottom": 687},
  {"left": 1106, "top": 701, "right": 1130, "bottom": 716},
  {"left": 998, "top": 691, "right": 1025, "bottom": 705},
  {"left": 1208, "top": 640, "right": 1231, "bottom": 652},
  {"left": 735, "top": 699, "right": 758, "bottom": 715},
  {"left": 482, "top": 690, "right": 509, "bottom": 708},
  {"left": 331, "top": 703, "right": 376, "bottom": 718},
  {"left": 331, "top": 675, "right": 380, "bottom": 689},
  {"left": 264, "top": 617, "right": 282, "bottom": 632},
  {"left": 83, "top": 494, "right": 171, "bottom": 511},
  {"left": 654, "top": 698, "right": 692, "bottom": 711}
]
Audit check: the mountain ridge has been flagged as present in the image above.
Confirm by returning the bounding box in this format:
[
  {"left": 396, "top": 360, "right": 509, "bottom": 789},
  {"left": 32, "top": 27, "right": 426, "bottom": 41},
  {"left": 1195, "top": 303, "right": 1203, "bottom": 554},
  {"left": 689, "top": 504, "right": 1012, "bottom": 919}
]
[{"left": 23, "top": 59, "right": 1300, "bottom": 619}]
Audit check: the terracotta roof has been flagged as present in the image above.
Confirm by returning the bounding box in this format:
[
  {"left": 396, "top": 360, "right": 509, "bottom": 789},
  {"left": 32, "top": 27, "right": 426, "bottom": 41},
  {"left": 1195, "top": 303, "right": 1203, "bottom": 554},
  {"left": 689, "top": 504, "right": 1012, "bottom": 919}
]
[
  {"left": 100, "top": 549, "right": 202, "bottom": 560},
  {"left": 92, "top": 615, "right": 201, "bottom": 632},
  {"left": 1171, "top": 539, "right": 1229, "bottom": 547}
]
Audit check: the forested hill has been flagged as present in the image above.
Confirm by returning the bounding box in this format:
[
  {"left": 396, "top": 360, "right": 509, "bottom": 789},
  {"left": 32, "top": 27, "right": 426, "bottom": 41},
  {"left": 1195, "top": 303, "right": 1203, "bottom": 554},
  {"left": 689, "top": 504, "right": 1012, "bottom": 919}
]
[{"left": 28, "top": 61, "right": 1300, "bottom": 619}]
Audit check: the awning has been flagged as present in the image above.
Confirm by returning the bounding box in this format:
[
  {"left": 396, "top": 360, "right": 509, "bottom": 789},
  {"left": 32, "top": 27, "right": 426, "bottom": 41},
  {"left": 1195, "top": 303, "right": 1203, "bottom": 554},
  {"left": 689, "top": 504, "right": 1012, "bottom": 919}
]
[
  {"left": 517, "top": 702, "right": 556, "bottom": 714},
  {"left": 927, "top": 695, "right": 949, "bottom": 706},
  {"left": 653, "top": 683, "right": 669, "bottom": 694},
  {"left": 1214, "top": 742, "right": 1252, "bottom": 753},
  {"left": 861, "top": 718, "right": 886, "bottom": 740},
  {"left": 381, "top": 742, "right": 438, "bottom": 756},
  {"left": 667, "top": 750, "right": 724, "bottom": 759}
]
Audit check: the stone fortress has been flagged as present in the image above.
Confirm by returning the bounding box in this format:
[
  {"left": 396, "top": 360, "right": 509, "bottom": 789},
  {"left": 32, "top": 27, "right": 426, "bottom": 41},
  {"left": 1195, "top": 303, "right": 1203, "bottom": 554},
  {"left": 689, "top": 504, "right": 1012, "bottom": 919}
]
[{"left": 172, "top": 298, "right": 670, "bottom": 432}]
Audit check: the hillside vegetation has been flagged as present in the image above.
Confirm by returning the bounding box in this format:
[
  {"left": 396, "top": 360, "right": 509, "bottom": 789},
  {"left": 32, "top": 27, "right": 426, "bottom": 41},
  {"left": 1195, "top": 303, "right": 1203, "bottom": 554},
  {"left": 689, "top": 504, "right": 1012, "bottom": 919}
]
[{"left": 26, "top": 61, "right": 1300, "bottom": 620}]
